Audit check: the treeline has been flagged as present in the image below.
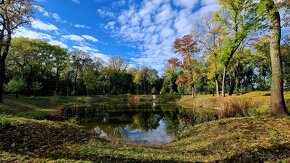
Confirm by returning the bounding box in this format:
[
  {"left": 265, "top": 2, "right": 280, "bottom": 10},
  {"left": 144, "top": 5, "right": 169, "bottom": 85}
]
[
  {"left": 162, "top": 34, "right": 290, "bottom": 96},
  {"left": 4, "top": 33, "right": 289, "bottom": 97},
  {"left": 5, "top": 38, "right": 162, "bottom": 96},
  {"left": 161, "top": 3, "right": 290, "bottom": 98}
]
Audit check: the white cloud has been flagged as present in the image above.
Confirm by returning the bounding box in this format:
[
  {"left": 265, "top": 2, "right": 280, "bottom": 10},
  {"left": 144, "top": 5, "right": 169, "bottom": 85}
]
[
  {"left": 52, "top": 13, "right": 61, "bottom": 21},
  {"left": 92, "top": 52, "right": 110, "bottom": 62},
  {"left": 105, "top": 0, "right": 221, "bottom": 72},
  {"left": 82, "top": 35, "right": 99, "bottom": 42},
  {"left": 14, "top": 27, "right": 52, "bottom": 40},
  {"left": 49, "top": 40, "right": 68, "bottom": 49},
  {"left": 35, "top": 6, "right": 49, "bottom": 17},
  {"left": 31, "top": 19, "right": 58, "bottom": 31},
  {"left": 35, "top": 6, "right": 63, "bottom": 22},
  {"left": 74, "top": 24, "right": 91, "bottom": 29},
  {"left": 72, "top": 0, "right": 80, "bottom": 4},
  {"left": 62, "top": 35, "right": 84, "bottom": 42},
  {"left": 72, "top": 45, "right": 99, "bottom": 52},
  {"left": 173, "top": 0, "right": 199, "bottom": 9},
  {"left": 200, "top": 0, "right": 218, "bottom": 6},
  {"left": 14, "top": 27, "right": 68, "bottom": 49},
  {"left": 97, "top": 9, "right": 115, "bottom": 18}
]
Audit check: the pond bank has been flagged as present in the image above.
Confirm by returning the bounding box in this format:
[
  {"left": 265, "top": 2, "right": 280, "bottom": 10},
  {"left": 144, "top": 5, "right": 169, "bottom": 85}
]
[
  {"left": 0, "top": 94, "right": 290, "bottom": 162},
  {"left": 177, "top": 91, "right": 290, "bottom": 116},
  {"left": 0, "top": 117, "right": 289, "bottom": 162}
]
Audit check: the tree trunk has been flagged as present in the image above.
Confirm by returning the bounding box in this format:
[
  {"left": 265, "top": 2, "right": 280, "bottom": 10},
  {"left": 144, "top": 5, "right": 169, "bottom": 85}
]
[
  {"left": 268, "top": 1, "right": 289, "bottom": 117},
  {"left": 221, "top": 67, "right": 226, "bottom": 97},
  {"left": 215, "top": 75, "right": 220, "bottom": 97},
  {"left": 66, "top": 82, "right": 69, "bottom": 96},
  {"left": 0, "top": 30, "right": 11, "bottom": 103},
  {"left": 191, "top": 84, "right": 195, "bottom": 98},
  {"left": 229, "top": 71, "right": 236, "bottom": 96},
  {"left": 74, "top": 74, "right": 77, "bottom": 96},
  {"left": 0, "top": 57, "right": 5, "bottom": 103},
  {"left": 55, "top": 68, "right": 60, "bottom": 96}
]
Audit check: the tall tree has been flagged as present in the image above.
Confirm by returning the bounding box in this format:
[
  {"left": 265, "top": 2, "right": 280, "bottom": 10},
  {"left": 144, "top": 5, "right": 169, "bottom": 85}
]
[
  {"left": 161, "top": 65, "right": 179, "bottom": 94},
  {"left": 50, "top": 45, "right": 67, "bottom": 95},
  {"left": 168, "top": 35, "right": 199, "bottom": 97},
  {"left": 261, "top": 0, "right": 289, "bottom": 116},
  {"left": 216, "top": 0, "right": 259, "bottom": 97},
  {"left": 0, "top": 0, "right": 35, "bottom": 103},
  {"left": 198, "top": 13, "right": 226, "bottom": 97}
]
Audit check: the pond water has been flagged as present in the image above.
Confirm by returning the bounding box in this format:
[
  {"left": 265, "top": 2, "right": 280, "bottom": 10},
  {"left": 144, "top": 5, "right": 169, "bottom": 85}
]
[{"left": 61, "top": 98, "right": 217, "bottom": 145}]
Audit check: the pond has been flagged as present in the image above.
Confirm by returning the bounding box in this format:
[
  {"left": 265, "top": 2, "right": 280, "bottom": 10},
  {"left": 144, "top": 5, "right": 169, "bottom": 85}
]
[{"left": 61, "top": 97, "right": 217, "bottom": 145}]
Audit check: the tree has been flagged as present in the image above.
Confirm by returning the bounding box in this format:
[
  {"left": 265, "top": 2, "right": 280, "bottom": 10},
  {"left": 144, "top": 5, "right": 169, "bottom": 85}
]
[
  {"left": 216, "top": 0, "right": 259, "bottom": 97},
  {"left": 50, "top": 45, "right": 67, "bottom": 95},
  {"left": 169, "top": 35, "right": 199, "bottom": 97},
  {"left": 0, "top": 0, "right": 35, "bottom": 103},
  {"left": 197, "top": 13, "right": 226, "bottom": 97},
  {"left": 260, "top": 0, "right": 289, "bottom": 117},
  {"left": 83, "top": 66, "right": 98, "bottom": 95},
  {"left": 5, "top": 77, "right": 25, "bottom": 98},
  {"left": 107, "top": 56, "right": 128, "bottom": 73},
  {"left": 31, "top": 81, "right": 42, "bottom": 96},
  {"left": 281, "top": 35, "right": 290, "bottom": 90},
  {"left": 7, "top": 38, "right": 65, "bottom": 95},
  {"left": 251, "top": 36, "right": 272, "bottom": 90}
]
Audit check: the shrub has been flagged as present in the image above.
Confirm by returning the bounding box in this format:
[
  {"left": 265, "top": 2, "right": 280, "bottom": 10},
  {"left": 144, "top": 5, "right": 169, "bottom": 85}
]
[
  {"left": 65, "top": 116, "right": 78, "bottom": 126},
  {"left": 5, "top": 78, "right": 25, "bottom": 98},
  {"left": 0, "top": 114, "right": 12, "bottom": 128}
]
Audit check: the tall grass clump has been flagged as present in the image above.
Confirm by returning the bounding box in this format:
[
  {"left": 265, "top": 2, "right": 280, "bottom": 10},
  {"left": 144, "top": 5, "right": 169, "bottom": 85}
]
[{"left": 219, "top": 98, "right": 251, "bottom": 118}]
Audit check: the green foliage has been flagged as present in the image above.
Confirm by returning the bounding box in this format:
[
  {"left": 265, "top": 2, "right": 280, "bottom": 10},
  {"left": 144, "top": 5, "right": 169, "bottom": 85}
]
[
  {"left": 0, "top": 114, "right": 11, "bottom": 128},
  {"left": 5, "top": 78, "right": 25, "bottom": 94},
  {"left": 65, "top": 116, "right": 79, "bottom": 126},
  {"left": 161, "top": 65, "right": 178, "bottom": 94},
  {"left": 32, "top": 82, "right": 43, "bottom": 92}
]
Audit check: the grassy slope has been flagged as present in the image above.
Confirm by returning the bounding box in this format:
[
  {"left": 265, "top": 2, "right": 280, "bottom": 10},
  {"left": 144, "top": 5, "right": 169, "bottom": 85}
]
[
  {"left": 0, "top": 93, "right": 290, "bottom": 162},
  {"left": 0, "top": 117, "right": 289, "bottom": 162},
  {"left": 178, "top": 91, "right": 290, "bottom": 115}
]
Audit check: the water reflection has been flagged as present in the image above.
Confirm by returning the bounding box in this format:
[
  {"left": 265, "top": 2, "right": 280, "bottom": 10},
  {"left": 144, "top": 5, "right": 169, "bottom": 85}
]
[{"left": 62, "top": 101, "right": 217, "bottom": 145}]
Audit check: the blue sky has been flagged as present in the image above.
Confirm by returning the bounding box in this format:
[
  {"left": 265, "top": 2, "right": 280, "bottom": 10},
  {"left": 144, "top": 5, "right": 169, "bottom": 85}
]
[
  {"left": 14, "top": 0, "right": 221, "bottom": 72},
  {"left": 14, "top": 0, "right": 288, "bottom": 72}
]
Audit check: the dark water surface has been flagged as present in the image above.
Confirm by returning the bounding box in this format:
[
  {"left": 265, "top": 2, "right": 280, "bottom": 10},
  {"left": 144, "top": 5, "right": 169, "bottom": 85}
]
[{"left": 62, "top": 98, "right": 217, "bottom": 145}]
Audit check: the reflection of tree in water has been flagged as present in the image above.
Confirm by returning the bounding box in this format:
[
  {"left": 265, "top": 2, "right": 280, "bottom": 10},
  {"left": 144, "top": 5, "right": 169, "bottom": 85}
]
[
  {"left": 161, "top": 106, "right": 218, "bottom": 137},
  {"left": 63, "top": 102, "right": 218, "bottom": 143},
  {"left": 111, "top": 127, "right": 129, "bottom": 140},
  {"left": 129, "top": 112, "right": 162, "bottom": 132}
]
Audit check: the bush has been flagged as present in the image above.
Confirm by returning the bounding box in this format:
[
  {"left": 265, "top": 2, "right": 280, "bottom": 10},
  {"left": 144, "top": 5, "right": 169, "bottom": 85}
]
[
  {"left": 5, "top": 78, "right": 25, "bottom": 98},
  {"left": 0, "top": 115, "right": 12, "bottom": 128},
  {"left": 65, "top": 116, "right": 78, "bottom": 126}
]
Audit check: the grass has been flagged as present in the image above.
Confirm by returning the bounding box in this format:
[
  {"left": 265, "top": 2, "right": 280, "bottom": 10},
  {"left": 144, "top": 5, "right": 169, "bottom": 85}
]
[
  {"left": 0, "top": 95, "right": 91, "bottom": 119},
  {"left": 0, "top": 92, "right": 290, "bottom": 162},
  {"left": 178, "top": 91, "right": 290, "bottom": 117},
  {"left": 1, "top": 116, "right": 289, "bottom": 162},
  {"left": 0, "top": 95, "right": 156, "bottom": 119}
]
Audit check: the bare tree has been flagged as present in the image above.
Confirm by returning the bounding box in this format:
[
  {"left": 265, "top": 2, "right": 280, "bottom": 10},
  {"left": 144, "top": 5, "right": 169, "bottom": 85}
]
[{"left": 107, "top": 56, "right": 128, "bottom": 73}]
